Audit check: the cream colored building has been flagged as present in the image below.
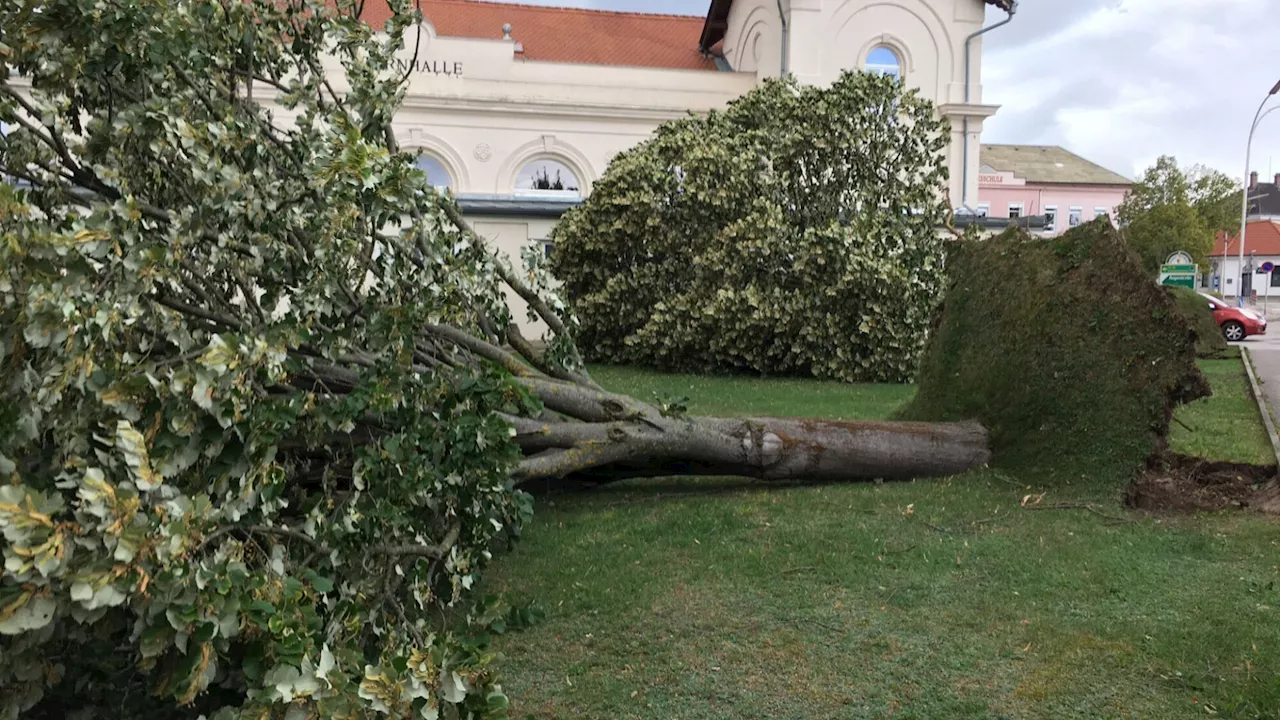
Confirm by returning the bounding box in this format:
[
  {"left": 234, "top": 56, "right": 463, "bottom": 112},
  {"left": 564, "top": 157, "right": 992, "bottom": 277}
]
[
  {"left": 10, "top": 0, "right": 1016, "bottom": 329},
  {"left": 351, "top": 0, "right": 1015, "bottom": 278}
]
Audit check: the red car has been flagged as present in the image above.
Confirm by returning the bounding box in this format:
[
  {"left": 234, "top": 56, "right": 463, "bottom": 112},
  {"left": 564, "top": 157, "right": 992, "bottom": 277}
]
[{"left": 1201, "top": 293, "right": 1268, "bottom": 341}]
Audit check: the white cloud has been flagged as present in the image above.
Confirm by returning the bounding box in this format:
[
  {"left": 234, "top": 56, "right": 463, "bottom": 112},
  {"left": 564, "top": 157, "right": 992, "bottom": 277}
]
[{"left": 982, "top": 0, "right": 1280, "bottom": 181}]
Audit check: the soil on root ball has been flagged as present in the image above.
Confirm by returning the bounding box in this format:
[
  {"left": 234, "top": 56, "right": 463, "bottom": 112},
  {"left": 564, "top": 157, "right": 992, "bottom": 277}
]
[{"left": 1126, "top": 454, "right": 1280, "bottom": 514}]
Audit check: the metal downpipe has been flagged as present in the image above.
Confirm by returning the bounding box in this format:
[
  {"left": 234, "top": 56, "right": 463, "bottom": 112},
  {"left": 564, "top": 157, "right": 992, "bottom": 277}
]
[{"left": 961, "top": 3, "right": 1017, "bottom": 212}]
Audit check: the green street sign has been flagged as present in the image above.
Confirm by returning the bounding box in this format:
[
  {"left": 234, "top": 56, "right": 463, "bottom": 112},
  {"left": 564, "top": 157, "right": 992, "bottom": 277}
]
[
  {"left": 1160, "top": 264, "right": 1197, "bottom": 274},
  {"left": 1161, "top": 275, "right": 1196, "bottom": 289}
]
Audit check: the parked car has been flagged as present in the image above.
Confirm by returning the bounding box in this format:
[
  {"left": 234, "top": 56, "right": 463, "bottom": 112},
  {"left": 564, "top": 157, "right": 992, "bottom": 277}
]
[{"left": 1200, "top": 293, "right": 1268, "bottom": 341}]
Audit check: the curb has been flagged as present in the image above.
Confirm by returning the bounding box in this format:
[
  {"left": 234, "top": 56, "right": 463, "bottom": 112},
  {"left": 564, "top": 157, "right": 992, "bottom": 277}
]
[{"left": 1241, "top": 348, "right": 1280, "bottom": 467}]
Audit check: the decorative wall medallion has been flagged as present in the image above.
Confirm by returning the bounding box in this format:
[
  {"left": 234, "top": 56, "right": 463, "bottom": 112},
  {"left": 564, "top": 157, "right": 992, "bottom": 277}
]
[{"left": 474, "top": 143, "right": 492, "bottom": 162}]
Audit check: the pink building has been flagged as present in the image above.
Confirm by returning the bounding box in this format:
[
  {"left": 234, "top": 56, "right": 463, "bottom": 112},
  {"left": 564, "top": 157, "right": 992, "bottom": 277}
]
[{"left": 977, "top": 145, "right": 1131, "bottom": 235}]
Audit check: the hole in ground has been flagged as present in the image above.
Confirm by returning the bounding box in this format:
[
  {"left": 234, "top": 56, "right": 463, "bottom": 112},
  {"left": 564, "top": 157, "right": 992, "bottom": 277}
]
[{"left": 1126, "top": 453, "right": 1280, "bottom": 514}]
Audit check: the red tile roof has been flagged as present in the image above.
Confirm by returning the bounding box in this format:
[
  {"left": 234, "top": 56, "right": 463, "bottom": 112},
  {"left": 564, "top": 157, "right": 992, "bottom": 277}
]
[
  {"left": 1213, "top": 220, "right": 1280, "bottom": 256},
  {"left": 362, "top": 0, "right": 716, "bottom": 71}
]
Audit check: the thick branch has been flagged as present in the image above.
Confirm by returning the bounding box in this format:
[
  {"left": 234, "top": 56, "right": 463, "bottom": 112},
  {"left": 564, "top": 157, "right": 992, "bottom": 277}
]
[
  {"left": 423, "top": 323, "right": 540, "bottom": 378},
  {"left": 505, "top": 323, "right": 597, "bottom": 387},
  {"left": 513, "top": 442, "right": 653, "bottom": 482},
  {"left": 514, "top": 376, "right": 664, "bottom": 424},
  {"left": 500, "top": 413, "right": 657, "bottom": 452}
]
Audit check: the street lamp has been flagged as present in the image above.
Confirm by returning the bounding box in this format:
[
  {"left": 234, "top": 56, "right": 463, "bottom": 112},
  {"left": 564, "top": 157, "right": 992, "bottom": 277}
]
[
  {"left": 1237, "top": 78, "right": 1280, "bottom": 307},
  {"left": 1224, "top": 104, "right": 1280, "bottom": 293}
]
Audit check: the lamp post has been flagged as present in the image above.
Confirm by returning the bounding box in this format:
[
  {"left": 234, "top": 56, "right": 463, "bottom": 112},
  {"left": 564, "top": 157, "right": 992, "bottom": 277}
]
[
  {"left": 1226, "top": 104, "right": 1280, "bottom": 296},
  {"left": 1237, "top": 78, "right": 1280, "bottom": 307}
]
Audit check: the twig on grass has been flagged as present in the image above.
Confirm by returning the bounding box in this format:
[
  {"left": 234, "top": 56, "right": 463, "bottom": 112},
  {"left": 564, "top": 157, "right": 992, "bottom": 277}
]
[
  {"left": 780, "top": 614, "right": 844, "bottom": 634},
  {"left": 768, "top": 565, "right": 818, "bottom": 579},
  {"left": 1020, "top": 502, "right": 1136, "bottom": 523},
  {"left": 991, "top": 474, "right": 1030, "bottom": 488}
]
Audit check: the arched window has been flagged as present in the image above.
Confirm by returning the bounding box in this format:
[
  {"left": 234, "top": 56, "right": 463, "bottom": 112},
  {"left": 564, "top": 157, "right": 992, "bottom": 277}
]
[
  {"left": 515, "top": 158, "right": 581, "bottom": 196},
  {"left": 414, "top": 153, "right": 454, "bottom": 192},
  {"left": 865, "top": 46, "right": 901, "bottom": 78}
]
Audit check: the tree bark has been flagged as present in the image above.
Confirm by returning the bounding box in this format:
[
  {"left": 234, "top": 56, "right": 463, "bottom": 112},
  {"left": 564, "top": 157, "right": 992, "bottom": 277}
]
[{"left": 506, "top": 384, "right": 990, "bottom": 484}]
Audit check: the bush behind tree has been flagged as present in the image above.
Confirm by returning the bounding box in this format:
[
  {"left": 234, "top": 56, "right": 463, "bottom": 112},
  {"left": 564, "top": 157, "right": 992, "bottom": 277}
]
[{"left": 551, "top": 72, "right": 950, "bottom": 383}]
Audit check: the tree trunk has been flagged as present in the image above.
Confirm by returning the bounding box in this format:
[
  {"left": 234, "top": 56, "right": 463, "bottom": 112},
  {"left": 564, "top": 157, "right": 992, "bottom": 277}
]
[{"left": 506, "top": 378, "right": 989, "bottom": 484}]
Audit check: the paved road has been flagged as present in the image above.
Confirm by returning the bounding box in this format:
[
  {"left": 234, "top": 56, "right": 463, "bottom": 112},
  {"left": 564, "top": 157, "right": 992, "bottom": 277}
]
[
  {"left": 1234, "top": 334, "right": 1280, "bottom": 351},
  {"left": 1234, "top": 335, "right": 1280, "bottom": 464}
]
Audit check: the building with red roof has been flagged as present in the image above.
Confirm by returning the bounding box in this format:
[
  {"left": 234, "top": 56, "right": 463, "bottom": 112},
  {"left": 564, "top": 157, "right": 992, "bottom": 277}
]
[
  {"left": 1208, "top": 220, "right": 1280, "bottom": 299},
  {"left": 295, "top": 0, "right": 1016, "bottom": 327}
]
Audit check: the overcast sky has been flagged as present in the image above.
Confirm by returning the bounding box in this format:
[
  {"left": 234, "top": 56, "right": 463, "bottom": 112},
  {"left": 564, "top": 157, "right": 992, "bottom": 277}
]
[{"left": 503, "top": 0, "right": 1280, "bottom": 183}]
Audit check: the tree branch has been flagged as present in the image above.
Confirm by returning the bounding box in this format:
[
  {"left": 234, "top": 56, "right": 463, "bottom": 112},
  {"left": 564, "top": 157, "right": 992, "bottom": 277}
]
[
  {"left": 152, "top": 294, "right": 245, "bottom": 329},
  {"left": 513, "top": 442, "right": 654, "bottom": 482},
  {"left": 504, "top": 323, "right": 598, "bottom": 388},
  {"left": 436, "top": 201, "right": 592, "bottom": 376},
  {"left": 514, "top": 376, "right": 663, "bottom": 424},
  {"left": 423, "top": 323, "right": 540, "bottom": 378},
  {"left": 370, "top": 525, "right": 460, "bottom": 561}
]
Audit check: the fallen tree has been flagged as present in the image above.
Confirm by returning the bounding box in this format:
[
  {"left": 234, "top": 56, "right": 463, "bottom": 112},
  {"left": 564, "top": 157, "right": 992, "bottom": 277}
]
[{"left": 0, "top": 1, "right": 987, "bottom": 717}]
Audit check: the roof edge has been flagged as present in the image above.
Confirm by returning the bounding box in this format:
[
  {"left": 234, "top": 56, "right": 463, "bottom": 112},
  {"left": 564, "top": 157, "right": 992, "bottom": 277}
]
[{"left": 699, "top": 0, "right": 733, "bottom": 53}]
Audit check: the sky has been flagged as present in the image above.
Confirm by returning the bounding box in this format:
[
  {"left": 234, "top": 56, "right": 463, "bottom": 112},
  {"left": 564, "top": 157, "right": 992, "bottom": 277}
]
[{"left": 499, "top": 0, "right": 1280, "bottom": 183}]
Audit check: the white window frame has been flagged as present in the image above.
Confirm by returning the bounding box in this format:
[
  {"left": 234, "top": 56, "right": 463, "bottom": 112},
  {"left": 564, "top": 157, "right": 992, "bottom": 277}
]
[
  {"left": 1007, "top": 203, "right": 1024, "bottom": 219},
  {"left": 1043, "top": 205, "right": 1057, "bottom": 233},
  {"left": 976, "top": 203, "right": 990, "bottom": 218},
  {"left": 865, "top": 46, "right": 902, "bottom": 79},
  {"left": 514, "top": 158, "right": 583, "bottom": 198},
  {"left": 412, "top": 152, "right": 455, "bottom": 193},
  {"left": 1094, "top": 206, "right": 1109, "bottom": 220},
  {"left": 1068, "top": 206, "right": 1083, "bottom": 227}
]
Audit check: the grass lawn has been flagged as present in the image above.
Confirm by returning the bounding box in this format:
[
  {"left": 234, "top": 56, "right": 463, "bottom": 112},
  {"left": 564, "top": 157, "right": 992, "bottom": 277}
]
[
  {"left": 484, "top": 359, "right": 1280, "bottom": 719},
  {"left": 1171, "top": 355, "right": 1276, "bottom": 466}
]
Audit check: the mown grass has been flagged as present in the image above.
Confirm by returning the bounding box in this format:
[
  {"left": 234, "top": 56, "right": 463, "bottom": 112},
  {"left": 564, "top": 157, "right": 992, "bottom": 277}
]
[
  {"left": 588, "top": 365, "right": 916, "bottom": 421},
  {"left": 485, "top": 359, "right": 1280, "bottom": 719},
  {"left": 1171, "top": 355, "right": 1275, "bottom": 466}
]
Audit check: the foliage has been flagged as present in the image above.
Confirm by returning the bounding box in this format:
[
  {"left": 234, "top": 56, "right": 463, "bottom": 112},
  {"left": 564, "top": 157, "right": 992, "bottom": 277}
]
[
  {"left": 550, "top": 72, "right": 950, "bottom": 383},
  {"left": 0, "top": 0, "right": 556, "bottom": 716},
  {"left": 1165, "top": 286, "right": 1229, "bottom": 358},
  {"left": 1187, "top": 163, "right": 1242, "bottom": 234},
  {"left": 1118, "top": 156, "right": 1240, "bottom": 273},
  {"left": 904, "top": 220, "right": 1210, "bottom": 479}
]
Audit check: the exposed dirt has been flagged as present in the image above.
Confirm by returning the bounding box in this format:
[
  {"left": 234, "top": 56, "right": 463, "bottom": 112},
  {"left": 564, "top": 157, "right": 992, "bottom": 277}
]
[{"left": 1126, "top": 454, "right": 1280, "bottom": 514}]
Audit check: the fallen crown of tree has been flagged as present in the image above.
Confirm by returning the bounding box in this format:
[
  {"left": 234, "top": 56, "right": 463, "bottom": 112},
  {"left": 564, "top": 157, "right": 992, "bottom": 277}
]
[{"left": 0, "top": 0, "right": 988, "bottom": 716}]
